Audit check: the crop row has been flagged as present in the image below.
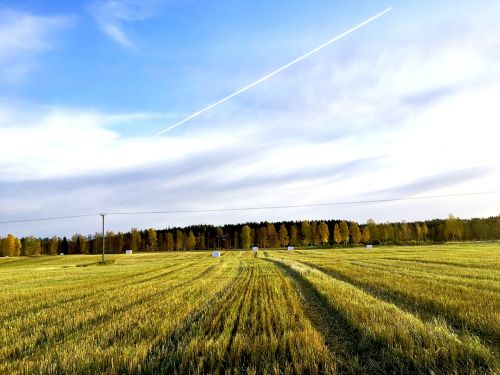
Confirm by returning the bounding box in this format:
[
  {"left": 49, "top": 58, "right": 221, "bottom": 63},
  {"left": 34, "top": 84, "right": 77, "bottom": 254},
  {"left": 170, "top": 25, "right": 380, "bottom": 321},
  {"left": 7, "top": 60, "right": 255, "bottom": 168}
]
[
  {"left": 1, "top": 245, "right": 499, "bottom": 374},
  {"left": 266, "top": 252, "right": 498, "bottom": 373}
]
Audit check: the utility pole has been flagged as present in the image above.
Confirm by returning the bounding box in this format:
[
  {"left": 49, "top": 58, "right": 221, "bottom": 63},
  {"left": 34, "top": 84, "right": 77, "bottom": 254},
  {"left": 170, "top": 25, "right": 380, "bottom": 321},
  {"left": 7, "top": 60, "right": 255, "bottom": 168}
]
[{"left": 100, "top": 213, "right": 106, "bottom": 262}]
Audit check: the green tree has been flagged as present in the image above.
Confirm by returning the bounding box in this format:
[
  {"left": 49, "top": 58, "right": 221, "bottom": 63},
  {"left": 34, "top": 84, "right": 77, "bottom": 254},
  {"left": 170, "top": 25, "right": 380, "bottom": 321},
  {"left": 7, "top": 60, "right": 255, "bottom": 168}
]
[
  {"left": 339, "top": 221, "right": 349, "bottom": 245},
  {"left": 301, "top": 221, "right": 311, "bottom": 246},
  {"left": 0, "top": 237, "right": 5, "bottom": 256},
  {"left": 379, "top": 224, "right": 389, "bottom": 244},
  {"left": 197, "top": 232, "right": 206, "bottom": 250},
  {"left": 49, "top": 236, "right": 59, "bottom": 255},
  {"left": 165, "top": 232, "right": 174, "bottom": 251},
  {"left": 350, "top": 222, "right": 361, "bottom": 245},
  {"left": 319, "top": 222, "right": 330, "bottom": 245},
  {"left": 333, "top": 223, "right": 341, "bottom": 245},
  {"left": 22, "top": 236, "right": 41, "bottom": 256},
  {"left": 93, "top": 233, "right": 102, "bottom": 254},
  {"left": 311, "top": 221, "right": 320, "bottom": 245},
  {"left": 5, "top": 234, "right": 21, "bottom": 257},
  {"left": 362, "top": 226, "right": 370, "bottom": 244},
  {"left": 186, "top": 230, "right": 196, "bottom": 250},
  {"left": 175, "top": 230, "right": 185, "bottom": 251},
  {"left": 250, "top": 228, "right": 256, "bottom": 246},
  {"left": 257, "top": 227, "right": 268, "bottom": 248},
  {"left": 21, "top": 237, "right": 28, "bottom": 256},
  {"left": 290, "top": 225, "right": 299, "bottom": 246},
  {"left": 278, "top": 224, "right": 289, "bottom": 247},
  {"left": 267, "top": 223, "right": 279, "bottom": 247},
  {"left": 104, "top": 231, "right": 116, "bottom": 252},
  {"left": 14, "top": 236, "right": 21, "bottom": 256},
  {"left": 79, "top": 235, "right": 88, "bottom": 254},
  {"left": 147, "top": 228, "right": 158, "bottom": 251},
  {"left": 215, "top": 227, "right": 224, "bottom": 249},
  {"left": 233, "top": 231, "right": 239, "bottom": 249},
  {"left": 400, "top": 222, "right": 409, "bottom": 243},
  {"left": 386, "top": 224, "right": 395, "bottom": 243},
  {"left": 0, "top": 237, "right": 6, "bottom": 257},
  {"left": 415, "top": 224, "right": 422, "bottom": 243},
  {"left": 69, "top": 234, "right": 80, "bottom": 254},
  {"left": 422, "top": 223, "right": 429, "bottom": 241},
  {"left": 114, "top": 232, "right": 124, "bottom": 252},
  {"left": 130, "top": 228, "right": 142, "bottom": 251},
  {"left": 445, "top": 214, "right": 461, "bottom": 241},
  {"left": 367, "top": 219, "right": 378, "bottom": 243},
  {"left": 240, "top": 225, "right": 251, "bottom": 249}
]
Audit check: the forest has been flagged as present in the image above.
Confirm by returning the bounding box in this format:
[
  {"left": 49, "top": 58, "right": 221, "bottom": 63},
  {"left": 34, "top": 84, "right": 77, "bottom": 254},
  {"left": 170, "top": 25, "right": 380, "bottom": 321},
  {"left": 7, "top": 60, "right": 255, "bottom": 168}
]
[{"left": 0, "top": 214, "right": 498, "bottom": 257}]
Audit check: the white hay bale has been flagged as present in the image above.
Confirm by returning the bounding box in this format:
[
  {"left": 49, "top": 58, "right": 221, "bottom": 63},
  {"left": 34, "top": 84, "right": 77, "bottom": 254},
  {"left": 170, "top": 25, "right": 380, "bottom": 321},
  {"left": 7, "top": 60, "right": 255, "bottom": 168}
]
[
  {"left": 125, "top": 250, "right": 133, "bottom": 255},
  {"left": 252, "top": 246, "right": 258, "bottom": 252},
  {"left": 212, "top": 251, "right": 221, "bottom": 257},
  {"left": 59, "top": 253, "right": 64, "bottom": 256},
  {"left": 287, "top": 246, "right": 294, "bottom": 251},
  {"left": 366, "top": 244, "right": 373, "bottom": 249}
]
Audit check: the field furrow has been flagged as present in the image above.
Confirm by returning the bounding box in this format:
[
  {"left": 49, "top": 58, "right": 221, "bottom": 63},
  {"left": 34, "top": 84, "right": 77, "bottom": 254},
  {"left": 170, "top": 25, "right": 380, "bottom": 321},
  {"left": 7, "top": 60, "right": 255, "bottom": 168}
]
[
  {"left": 268, "top": 255, "right": 498, "bottom": 374},
  {"left": 1, "top": 244, "right": 499, "bottom": 374},
  {"left": 297, "top": 259, "right": 499, "bottom": 348}
]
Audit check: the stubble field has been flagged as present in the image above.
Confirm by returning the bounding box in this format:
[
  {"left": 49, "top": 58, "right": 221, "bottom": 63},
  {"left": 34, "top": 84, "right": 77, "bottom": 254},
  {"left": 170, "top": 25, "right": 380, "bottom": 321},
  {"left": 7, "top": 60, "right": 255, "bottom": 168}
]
[{"left": 0, "top": 243, "right": 499, "bottom": 374}]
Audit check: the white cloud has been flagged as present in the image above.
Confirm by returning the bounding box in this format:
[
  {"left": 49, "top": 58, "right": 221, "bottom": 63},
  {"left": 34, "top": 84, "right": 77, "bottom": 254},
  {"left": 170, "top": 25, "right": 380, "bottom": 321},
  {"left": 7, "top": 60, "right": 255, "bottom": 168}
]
[
  {"left": 0, "top": 105, "right": 237, "bottom": 181},
  {"left": 91, "top": 0, "right": 163, "bottom": 48},
  {"left": 0, "top": 9, "right": 69, "bottom": 83},
  {"left": 100, "top": 23, "right": 133, "bottom": 48},
  {"left": 1, "top": 71, "right": 498, "bottom": 238},
  {"left": 1, "top": 3, "right": 500, "bottom": 237}
]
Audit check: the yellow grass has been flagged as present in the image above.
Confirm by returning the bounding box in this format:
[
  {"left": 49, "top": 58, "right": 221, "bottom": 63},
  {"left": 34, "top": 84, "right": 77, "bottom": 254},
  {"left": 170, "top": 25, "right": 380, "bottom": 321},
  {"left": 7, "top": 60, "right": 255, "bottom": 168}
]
[{"left": 0, "top": 243, "right": 498, "bottom": 374}]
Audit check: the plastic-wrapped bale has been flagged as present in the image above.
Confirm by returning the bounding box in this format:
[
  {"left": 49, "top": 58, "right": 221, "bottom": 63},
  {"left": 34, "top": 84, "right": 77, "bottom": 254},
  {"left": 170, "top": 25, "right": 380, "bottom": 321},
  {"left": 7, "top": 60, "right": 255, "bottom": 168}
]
[
  {"left": 287, "top": 246, "right": 294, "bottom": 251},
  {"left": 366, "top": 244, "right": 373, "bottom": 249},
  {"left": 212, "top": 251, "right": 221, "bottom": 257},
  {"left": 59, "top": 253, "right": 64, "bottom": 256},
  {"left": 125, "top": 250, "right": 133, "bottom": 255},
  {"left": 252, "top": 246, "right": 258, "bottom": 252}
]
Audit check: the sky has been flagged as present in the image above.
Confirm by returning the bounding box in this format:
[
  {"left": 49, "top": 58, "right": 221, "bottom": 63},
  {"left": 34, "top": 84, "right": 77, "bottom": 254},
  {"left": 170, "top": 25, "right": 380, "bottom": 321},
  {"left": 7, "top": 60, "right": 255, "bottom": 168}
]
[{"left": 0, "top": 0, "right": 499, "bottom": 237}]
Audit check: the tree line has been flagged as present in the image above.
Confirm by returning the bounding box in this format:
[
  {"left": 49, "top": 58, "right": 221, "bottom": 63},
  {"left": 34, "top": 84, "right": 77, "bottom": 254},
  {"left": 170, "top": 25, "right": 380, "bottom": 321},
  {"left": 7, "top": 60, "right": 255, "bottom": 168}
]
[{"left": 0, "top": 214, "right": 498, "bottom": 256}]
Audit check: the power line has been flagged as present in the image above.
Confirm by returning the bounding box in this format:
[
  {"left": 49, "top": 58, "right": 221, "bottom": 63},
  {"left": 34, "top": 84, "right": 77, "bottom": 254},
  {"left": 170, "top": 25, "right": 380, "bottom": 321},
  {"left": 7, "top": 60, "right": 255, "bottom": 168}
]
[
  {"left": 155, "top": 7, "right": 392, "bottom": 136},
  {"left": 1, "top": 190, "right": 498, "bottom": 224},
  {"left": 0, "top": 213, "right": 97, "bottom": 224},
  {"left": 106, "top": 190, "right": 500, "bottom": 215}
]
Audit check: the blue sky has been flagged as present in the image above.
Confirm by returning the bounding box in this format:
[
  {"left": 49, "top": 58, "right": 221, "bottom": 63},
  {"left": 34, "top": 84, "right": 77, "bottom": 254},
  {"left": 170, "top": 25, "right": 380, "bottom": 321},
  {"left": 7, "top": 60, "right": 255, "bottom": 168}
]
[{"left": 1, "top": 0, "right": 499, "bottom": 237}]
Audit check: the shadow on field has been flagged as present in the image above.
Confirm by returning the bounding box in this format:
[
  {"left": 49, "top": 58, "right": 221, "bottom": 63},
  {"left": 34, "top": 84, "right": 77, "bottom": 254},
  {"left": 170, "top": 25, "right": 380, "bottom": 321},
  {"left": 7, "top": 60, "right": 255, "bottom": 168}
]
[
  {"left": 138, "top": 259, "right": 338, "bottom": 375},
  {"left": 299, "top": 260, "right": 500, "bottom": 353},
  {"left": 264, "top": 258, "right": 418, "bottom": 375},
  {"left": 75, "top": 260, "right": 115, "bottom": 267}
]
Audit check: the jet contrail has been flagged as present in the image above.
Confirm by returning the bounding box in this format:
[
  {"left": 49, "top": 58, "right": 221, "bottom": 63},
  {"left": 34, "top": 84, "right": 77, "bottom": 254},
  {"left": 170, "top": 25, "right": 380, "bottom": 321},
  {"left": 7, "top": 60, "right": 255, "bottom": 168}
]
[{"left": 156, "top": 7, "right": 392, "bottom": 136}]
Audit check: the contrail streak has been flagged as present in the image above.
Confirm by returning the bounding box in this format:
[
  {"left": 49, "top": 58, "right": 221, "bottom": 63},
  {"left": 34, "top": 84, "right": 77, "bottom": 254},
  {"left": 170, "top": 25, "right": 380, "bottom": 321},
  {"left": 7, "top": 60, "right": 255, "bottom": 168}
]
[{"left": 156, "top": 7, "right": 392, "bottom": 136}]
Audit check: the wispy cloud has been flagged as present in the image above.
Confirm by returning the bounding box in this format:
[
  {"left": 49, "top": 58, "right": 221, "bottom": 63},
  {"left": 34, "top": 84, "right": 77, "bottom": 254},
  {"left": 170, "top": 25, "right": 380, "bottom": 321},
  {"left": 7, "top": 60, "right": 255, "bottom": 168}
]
[
  {"left": 1, "top": 3, "right": 500, "bottom": 237},
  {"left": 91, "top": 0, "right": 164, "bottom": 48},
  {"left": 367, "top": 167, "right": 495, "bottom": 198},
  {"left": 0, "top": 9, "right": 69, "bottom": 83}
]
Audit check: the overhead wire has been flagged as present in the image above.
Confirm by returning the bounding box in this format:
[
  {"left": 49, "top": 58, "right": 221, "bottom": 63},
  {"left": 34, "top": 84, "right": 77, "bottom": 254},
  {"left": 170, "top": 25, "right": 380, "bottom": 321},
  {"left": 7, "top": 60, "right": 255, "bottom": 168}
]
[
  {"left": 1, "top": 190, "right": 498, "bottom": 224},
  {"left": 0, "top": 214, "right": 98, "bottom": 224}
]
